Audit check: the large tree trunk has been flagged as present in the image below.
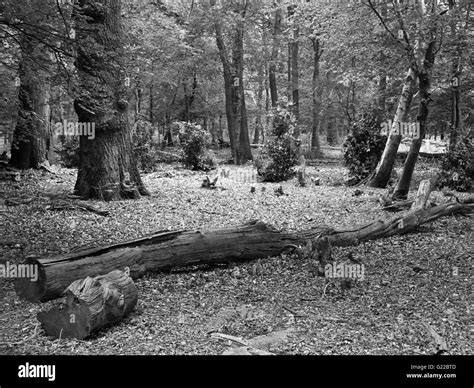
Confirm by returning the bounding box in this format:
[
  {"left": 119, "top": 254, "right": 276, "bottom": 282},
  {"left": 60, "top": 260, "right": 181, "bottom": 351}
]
[
  {"left": 73, "top": 0, "right": 148, "bottom": 200},
  {"left": 367, "top": 67, "right": 416, "bottom": 188},
  {"left": 16, "top": 191, "right": 473, "bottom": 303},
  {"left": 269, "top": 6, "right": 282, "bottom": 108},
  {"left": 393, "top": 42, "right": 436, "bottom": 200},
  {"left": 310, "top": 37, "right": 321, "bottom": 155},
  {"left": 10, "top": 36, "right": 51, "bottom": 169},
  {"left": 37, "top": 267, "right": 137, "bottom": 339}
]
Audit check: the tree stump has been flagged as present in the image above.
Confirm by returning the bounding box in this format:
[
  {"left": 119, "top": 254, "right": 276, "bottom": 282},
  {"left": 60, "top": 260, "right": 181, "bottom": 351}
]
[{"left": 37, "top": 267, "right": 138, "bottom": 339}]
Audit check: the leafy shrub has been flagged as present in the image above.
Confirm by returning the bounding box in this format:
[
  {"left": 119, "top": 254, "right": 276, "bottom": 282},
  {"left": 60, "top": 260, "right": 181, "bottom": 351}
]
[
  {"left": 255, "top": 135, "right": 300, "bottom": 182},
  {"left": 132, "top": 120, "right": 162, "bottom": 173},
  {"left": 176, "top": 121, "right": 215, "bottom": 171},
  {"left": 437, "top": 134, "right": 473, "bottom": 192},
  {"left": 55, "top": 135, "right": 79, "bottom": 168},
  {"left": 343, "top": 113, "right": 387, "bottom": 184},
  {"left": 255, "top": 101, "right": 300, "bottom": 182}
]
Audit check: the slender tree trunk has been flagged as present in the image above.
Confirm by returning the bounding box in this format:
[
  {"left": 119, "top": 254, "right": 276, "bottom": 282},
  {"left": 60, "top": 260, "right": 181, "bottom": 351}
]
[
  {"left": 215, "top": 22, "right": 237, "bottom": 162},
  {"left": 134, "top": 85, "right": 141, "bottom": 122},
  {"left": 393, "top": 43, "right": 436, "bottom": 199},
  {"left": 218, "top": 114, "right": 224, "bottom": 142},
  {"left": 73, "top": 0, "right": 148, "bottom": 200},
  {"left": 311, "top": 37, "right": 321, "bottom": 154},
  {"left": 269, "top": 7, "right": 282, "bottom": 108},
  {"left": 327, "top": 116, "right": 340, "bottom": 146},
  {"left": 367, "top": 67, "right": 416, "bottom": 188},
  {"left": 448, "top": 0, "right": 461, "bottom": 152},
  {"left": 378, "top": 68, "right": 387, "bottom": 121},
  {"left": 253, "top": 65, "right": 264, "bottom": 144},
  {"left": 183, "top": 82, "right": 189, "bottom": 121},
  {"left": 149, "top": 61, "right": 154, "bottom": 124},
  {"left": 10, "top": 36, "right": 51, "bottom": 169},
  {"left": 233, "top": 10, "right": 252, "bottom": 163},
  {"left": 377, "top": 3, "right": 388, "bottom": 122},
  {"left": 290, "top": 11, "right": 299, "bottom": 135}
]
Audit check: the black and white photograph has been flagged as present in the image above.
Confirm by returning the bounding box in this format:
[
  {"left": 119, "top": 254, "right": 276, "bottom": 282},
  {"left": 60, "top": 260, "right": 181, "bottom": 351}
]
[{"left": 0, "top": 0, "right": 472, "bottom": 385}]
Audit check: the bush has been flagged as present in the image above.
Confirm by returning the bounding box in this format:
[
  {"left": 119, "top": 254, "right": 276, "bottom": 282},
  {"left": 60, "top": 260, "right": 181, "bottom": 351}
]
[
  {"left": 176, "top": 121, "right": 215, "bottom": 171},
  {"left": 255, "top": 135, "right": 300, "bottom": 182},
  {"left": 343, "top": 113, "right": 387, "bottom": 184},
  {"left": 55, "top": 135, "right": 79, "bottom": 168},
  {"left": 437, "top": 134, "right": 473, "bottom": 192},
  {"left": 255, "top": 101, "right": 300, "bottom": 182},
  {"left": 132, "top": 120, "right": 162, "bottom": 173}
]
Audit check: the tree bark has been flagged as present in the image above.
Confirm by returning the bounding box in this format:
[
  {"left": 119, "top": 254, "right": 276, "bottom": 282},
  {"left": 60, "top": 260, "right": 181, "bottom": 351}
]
[
  {"left": 16, "top": 192, "right": 473, "bottom": 303},
  {"left": 73, "top": 0, "right": 148, "bottom": 200},
  {"left": 37, "top": 267, "right": 137, "bottom": 339}
]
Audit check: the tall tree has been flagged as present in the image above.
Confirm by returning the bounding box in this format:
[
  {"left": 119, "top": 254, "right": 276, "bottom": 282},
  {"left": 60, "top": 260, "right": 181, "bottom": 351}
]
[
  {"left": 367, "top": 2, "right": 425, "bottom": 188},
  {"left": 288, "top": 4, "right": 300, "bottom": 136},
  {"left": 393, "top": 2, "right": 456, "bottom": 199},
  {"left": 213, "top": 0, "right": 252, "bottom": 164},
  {"left": 73, "top": 0, "right": 148, "bottom": 200},
  {"left": 10, "top": 35, "right": 52, "bottom": 169},
  {"left": 368, "top": 67, "right": 417, "bottom": 188},
  {"left": 310, "top": 36, "right": 322, "bottom": 154},
  {"left": 268, "top": 4, "right": 282, "bottom": 108},
  {"left": 447, "top": 0, "right": 466, "bottom": 152},
  {"left": 7, "top": 0, "right": 60, "bottom": 169}
]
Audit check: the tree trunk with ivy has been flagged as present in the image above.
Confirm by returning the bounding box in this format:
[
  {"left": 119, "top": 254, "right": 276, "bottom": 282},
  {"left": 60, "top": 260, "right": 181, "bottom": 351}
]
[{"left": 73, "top": 0, "right": 148, "bottom": 200}]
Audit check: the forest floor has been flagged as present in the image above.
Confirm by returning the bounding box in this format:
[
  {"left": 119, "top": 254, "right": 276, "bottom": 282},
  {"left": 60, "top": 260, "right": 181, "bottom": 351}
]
[{"left": 0, "top": 152, "right": 472, "bottom": 355}]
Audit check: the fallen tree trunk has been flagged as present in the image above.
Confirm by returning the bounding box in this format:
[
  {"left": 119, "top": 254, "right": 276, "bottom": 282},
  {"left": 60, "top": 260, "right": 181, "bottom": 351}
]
[
  {"left": 37, "top": 268, "right": 137, "bottom": 339},
  {"left": 15, "top": 189, "right": 473, "bottom": 303}
]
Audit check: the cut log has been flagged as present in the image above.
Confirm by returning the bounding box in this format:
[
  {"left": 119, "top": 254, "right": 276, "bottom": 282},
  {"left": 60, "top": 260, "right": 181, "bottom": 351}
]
[
  {"left": 15, "top": 188, "right": 474, "bottom": 303},
  {"left": 411, "top": 179, "right": 432, "bottom": 211},
  {"left": 37, "top": 267, "right": 137, "bottom": 339}
]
